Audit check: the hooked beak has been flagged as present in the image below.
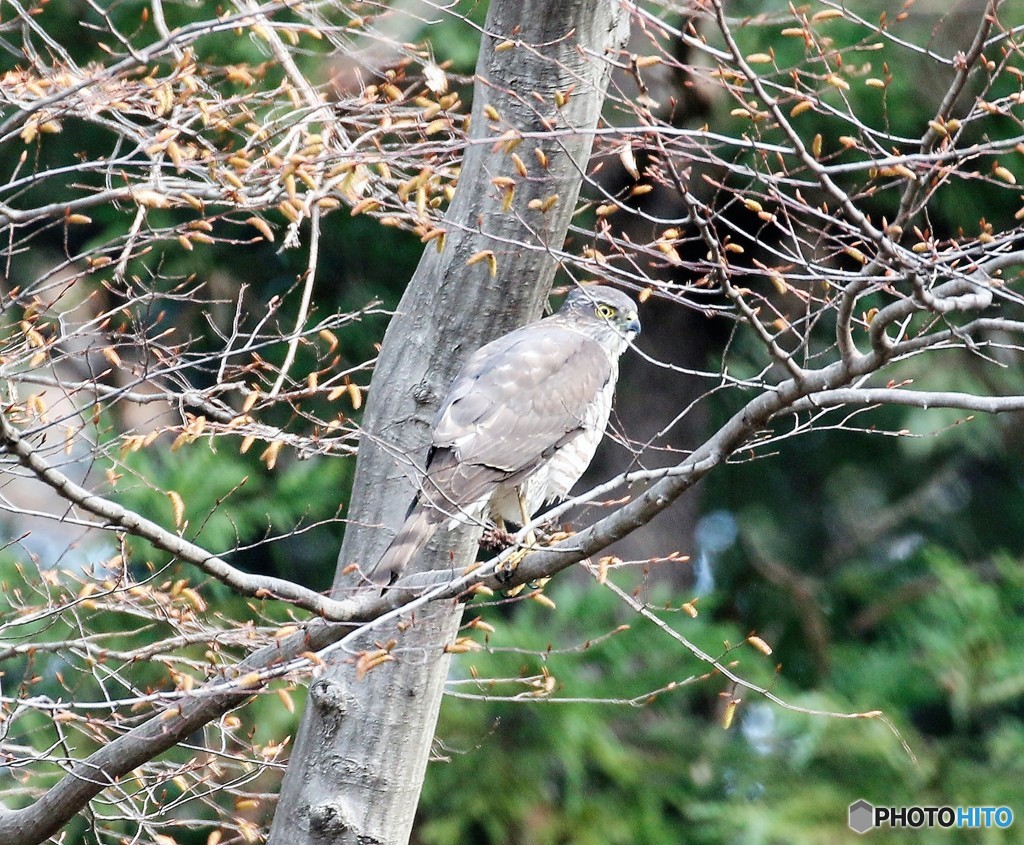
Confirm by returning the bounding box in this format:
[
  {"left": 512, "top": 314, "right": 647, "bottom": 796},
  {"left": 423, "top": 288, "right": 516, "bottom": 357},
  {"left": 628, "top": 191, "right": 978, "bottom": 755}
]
[{"left": 626, "top": 316, "right": 641, "bottom": 336}]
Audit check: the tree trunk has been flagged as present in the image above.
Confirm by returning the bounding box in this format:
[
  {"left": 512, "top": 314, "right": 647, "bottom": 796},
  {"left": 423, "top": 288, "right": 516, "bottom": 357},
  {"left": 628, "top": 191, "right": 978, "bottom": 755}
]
[{"left": 267, "top": 0, "right": 629, "bottom": 842}]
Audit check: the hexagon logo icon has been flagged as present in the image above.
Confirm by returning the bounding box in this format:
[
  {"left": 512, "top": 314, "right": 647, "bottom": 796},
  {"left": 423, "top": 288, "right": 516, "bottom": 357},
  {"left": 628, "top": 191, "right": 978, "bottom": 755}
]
[{"left": 849, "top": 799, "right": 875, "bottom": 834}]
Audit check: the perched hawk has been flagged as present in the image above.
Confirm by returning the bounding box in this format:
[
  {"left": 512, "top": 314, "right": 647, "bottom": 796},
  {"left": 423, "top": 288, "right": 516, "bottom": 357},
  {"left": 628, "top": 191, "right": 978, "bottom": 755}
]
[{"left": 368, "top": 286, "right": 640, "bottom": 586}]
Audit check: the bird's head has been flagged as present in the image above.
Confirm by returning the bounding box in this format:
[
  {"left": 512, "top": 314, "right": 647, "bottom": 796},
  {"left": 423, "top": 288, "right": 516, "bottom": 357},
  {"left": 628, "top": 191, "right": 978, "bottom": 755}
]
[{"left": 560, "top": 286, "right": 641, "bottom": 344}]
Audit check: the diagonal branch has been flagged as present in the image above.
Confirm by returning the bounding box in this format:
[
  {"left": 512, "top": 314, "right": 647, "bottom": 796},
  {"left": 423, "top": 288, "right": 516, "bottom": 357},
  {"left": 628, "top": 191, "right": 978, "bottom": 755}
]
[
  {"left": 0, "top": 410, "right": 358, "bottom": 620},
  {"left": 892, "top": 0, "right": 999, "bottom": 227},
  {"left": 0, "top": 614, "right": 356, "bottom": 845}
]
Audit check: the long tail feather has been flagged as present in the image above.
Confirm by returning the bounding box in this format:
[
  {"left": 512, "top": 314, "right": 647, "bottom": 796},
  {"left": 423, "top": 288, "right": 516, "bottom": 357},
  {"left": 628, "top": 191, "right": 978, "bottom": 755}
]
[{"left": 368, "top": 504, "right": 438, "bottom": 586}]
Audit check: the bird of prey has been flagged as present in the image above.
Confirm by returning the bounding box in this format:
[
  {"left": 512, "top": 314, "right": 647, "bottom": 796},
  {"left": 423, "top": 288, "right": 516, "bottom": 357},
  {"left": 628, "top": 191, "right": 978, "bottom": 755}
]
[{"left": 367, "top": 286, "right": 640, "bottom": 586}]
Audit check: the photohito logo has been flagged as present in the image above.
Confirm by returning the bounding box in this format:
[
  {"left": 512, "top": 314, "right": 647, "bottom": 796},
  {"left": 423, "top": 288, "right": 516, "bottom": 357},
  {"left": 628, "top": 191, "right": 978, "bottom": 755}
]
[{"left": 849, "top": 799, "right": 1014, "bottom": 834}]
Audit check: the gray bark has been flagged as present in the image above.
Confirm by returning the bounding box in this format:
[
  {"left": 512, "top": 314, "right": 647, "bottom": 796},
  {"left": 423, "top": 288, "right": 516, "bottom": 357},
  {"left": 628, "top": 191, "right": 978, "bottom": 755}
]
[{"left": 266, "top": 1, "right": 630, "bottom": 843}]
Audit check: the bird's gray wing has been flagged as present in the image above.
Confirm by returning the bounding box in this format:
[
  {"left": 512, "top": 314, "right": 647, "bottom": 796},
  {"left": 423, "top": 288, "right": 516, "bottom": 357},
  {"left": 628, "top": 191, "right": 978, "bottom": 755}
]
[{"left": 423, "top": 322, "right": 612, "bottom": 509}]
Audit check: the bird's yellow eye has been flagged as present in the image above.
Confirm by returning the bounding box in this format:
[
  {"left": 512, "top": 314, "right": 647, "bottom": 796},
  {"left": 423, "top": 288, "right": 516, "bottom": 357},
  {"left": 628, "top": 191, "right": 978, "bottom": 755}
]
[{"left": 596, "top": 303, "right": 617, "bottom": 319}]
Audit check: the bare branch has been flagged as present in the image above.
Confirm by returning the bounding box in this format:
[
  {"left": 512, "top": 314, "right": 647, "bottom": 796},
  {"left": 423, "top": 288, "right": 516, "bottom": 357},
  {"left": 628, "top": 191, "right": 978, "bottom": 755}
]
[{"left": 0, "top": 410, "right": 358, "bottom": 620}]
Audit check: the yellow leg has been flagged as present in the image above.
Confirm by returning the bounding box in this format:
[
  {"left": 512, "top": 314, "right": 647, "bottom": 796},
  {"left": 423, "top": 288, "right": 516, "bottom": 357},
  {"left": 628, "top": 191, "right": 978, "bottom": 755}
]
[
  {"left": 519, "top": 490, "right": 551, "bottom": 593},
  {"left": 497, "top": 490, "right": 550, "bottom": 595},
  {"left": 496, "top": 491, "right": 531, "bottom": 584},
  {"left": 517, "top": 489, "right": 536, "bottom": 549}
]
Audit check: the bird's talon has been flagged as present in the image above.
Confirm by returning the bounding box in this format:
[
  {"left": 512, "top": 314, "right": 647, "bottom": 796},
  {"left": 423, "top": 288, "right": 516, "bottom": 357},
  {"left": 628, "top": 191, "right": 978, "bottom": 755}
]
[
  {"left": 495, "top": 562, "right": 517, "bottom": 584},
  {"left": 496, "top": 547, "right": 529, "bottom": 584}
]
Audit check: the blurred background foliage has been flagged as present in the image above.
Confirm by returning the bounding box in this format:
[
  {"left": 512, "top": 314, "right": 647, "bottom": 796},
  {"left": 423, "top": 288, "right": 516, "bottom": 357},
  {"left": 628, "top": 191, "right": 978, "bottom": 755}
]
[{"left": 1, "top": 0, "right": 1023, "bottom": 842}]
